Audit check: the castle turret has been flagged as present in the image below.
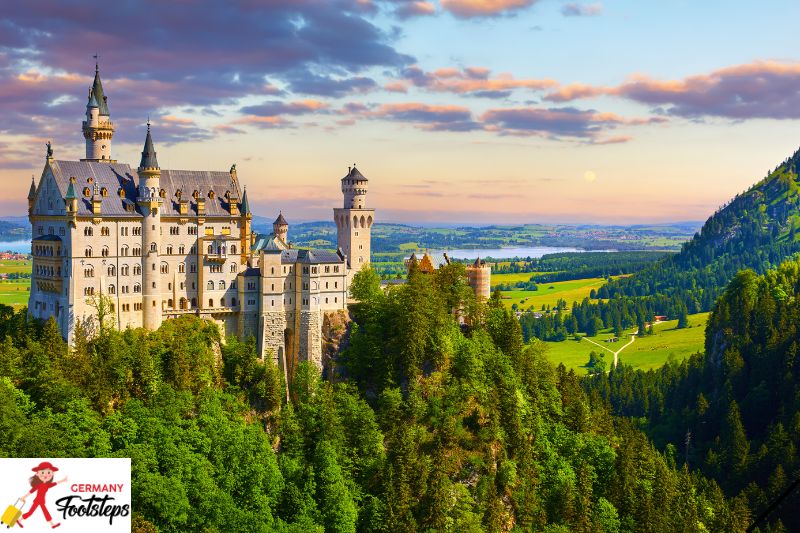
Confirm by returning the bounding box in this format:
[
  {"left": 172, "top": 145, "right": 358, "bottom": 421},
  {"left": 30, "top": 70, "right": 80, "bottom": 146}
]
[
  {"left": 136, "top": 123, "right": 162, "bottom": 330},
  {"left": 27, "top": 176, "right": 36, "bottom": 214},
  {"left": 65, "top": 179, "right": 78, "bottom": 215},
  {"left": 467, "top": 257, "right": 491, "bottom": 301},
  {"left": 333, "top": 164, "right": 375, "bottom": 279},
  {"left": 273, "top": 212, "right": 288, "bottom": 243},
  {"left": 81, "top": 62, "right": 115, "bottom": 162},
  {"left": 240, "top": 186, "right": 252, "bottom": 264}
]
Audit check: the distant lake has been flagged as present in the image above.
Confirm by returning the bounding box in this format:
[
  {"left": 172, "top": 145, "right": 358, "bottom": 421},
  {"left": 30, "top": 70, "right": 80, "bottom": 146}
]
[
  {"left": 0, "top": 240, "right": 31, "bottom": 254},
  {"left": 429, "top": 246, "right": 609, "bottom": 260}
]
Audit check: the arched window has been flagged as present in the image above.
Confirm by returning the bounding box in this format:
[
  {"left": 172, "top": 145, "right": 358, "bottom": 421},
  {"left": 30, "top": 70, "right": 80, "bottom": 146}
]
[
  {"left": 133, "top": 283, "right": 141, "bottom": 293},
  {"left": 101, "top": 187, "right": 108, "bottom": 197},
  {"left": 121, "top": 264, "right": 129, "bottom": 276},
  {"left": 218, "top": 280, "right": 226, "bottom": 290},
  {"left": 101, "top": 246, "right": 109, "bottom": 257},
  {"left": 84, "top": 266, "right": 94, "bottom": 278},
  {"left": 208, "top": 244, "right": 213, "bottom": 254},
  {"left": 132, "top": 247, "right": 141, "bottom": 256},
  {"left": 178, "top": 263, "right": 185, "bottom": 273},
  {"left": 101, "top": 226, "right": 110, "bottom": 236},
  {"left": 191, "top": 297, "right": 197, "bottom": 308},
  {"left": 166, "top": 245, "right": 173, "bottom": 254},
  {"left": 207, "top": 280, "right": 214, "bottom": 290},
  {"left": 108, "top": 265, "right": 116, "bottom": 276},
  {"left": 168, "top": 298, "right": 173, "bottom": 308},
  {"left": 230, "top": 245, "right": 237, "bottom": 254},
  {"left": 133, "top": 264, "right": 141, "bottom": 275},
  {"left": 108, "top": 284, "right": 116, "bottom": 294},
  {"left": 180, "top": 298, "right": 187, "bottom": 310},
  {"left": 208, "top": 298, "right": 214, "bottom": 307},
  {"left": 220, "top": 297, "right": 225, "bottom": 306},
  {"left": 150, "top": 242, "right": 157, "bottom": 252},
  {"left": 231, "top": 298, "right": 237, "bottom": 306},
  {"left": 121, "top": 245, "right": 129, "bottom": 256},
  {"left": 160, "top": 263, "right": 169, "bottom": 274},
  {"left": 85, "top": 247, "right": 92, "bottom": 257},
  {"left": 230, "top": 263, "right": 237, "bottom": 273}
]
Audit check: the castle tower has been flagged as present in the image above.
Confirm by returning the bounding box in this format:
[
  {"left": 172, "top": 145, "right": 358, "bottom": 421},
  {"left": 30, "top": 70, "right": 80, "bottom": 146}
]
[
  {"left": 81, "top": 62, "right": 115, "bottom": 162},
  {"left": 136, "top": 123, "right": 163, "bottom": 330},
  {"left": 467, "top": 257, "right": 491, "bottom": 301},
  {"left": 273, "top": 212, "right": 288, "bottom": 243},
  {"left": 333, "top": 164, "right": 374, "bottom": 277},
  {"left": 27, "top": 176, "right": 36, "bottom": 214}
]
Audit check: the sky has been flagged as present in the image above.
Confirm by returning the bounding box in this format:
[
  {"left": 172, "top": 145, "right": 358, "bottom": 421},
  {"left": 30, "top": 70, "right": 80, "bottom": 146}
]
[{"left": 2, "top": 0, "right": 800, "bottom": 224}]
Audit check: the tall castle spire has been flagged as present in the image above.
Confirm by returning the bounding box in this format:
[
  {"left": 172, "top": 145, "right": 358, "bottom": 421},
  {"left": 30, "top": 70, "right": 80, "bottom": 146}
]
[
  {"left": 81, "top": 60, "right": 115, "bottom": 162},
  {"left": 139, "top": 121, "right": 159, "bottom": 170}
]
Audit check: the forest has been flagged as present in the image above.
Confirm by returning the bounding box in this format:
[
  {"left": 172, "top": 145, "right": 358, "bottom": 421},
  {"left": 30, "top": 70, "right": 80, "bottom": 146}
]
[{"left": 0, "top": 264, "right": 760, "bottom": 532}]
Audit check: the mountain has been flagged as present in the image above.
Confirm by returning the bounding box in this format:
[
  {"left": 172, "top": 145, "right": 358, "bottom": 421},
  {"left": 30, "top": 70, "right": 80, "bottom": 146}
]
[{"left": 604, "top": 147, "right": 800, "bottom": 312}]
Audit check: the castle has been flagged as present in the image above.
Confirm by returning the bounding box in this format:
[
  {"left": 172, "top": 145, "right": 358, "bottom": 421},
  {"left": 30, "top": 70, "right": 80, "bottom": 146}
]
[{"left": 27, "top": 64, "right": 374, "bottom": 370}]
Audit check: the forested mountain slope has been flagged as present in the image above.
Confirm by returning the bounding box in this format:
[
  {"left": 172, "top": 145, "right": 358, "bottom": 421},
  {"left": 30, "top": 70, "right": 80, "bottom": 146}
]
[
  {"left": 585, "top": 258, "right": 800, "bottom": 531},
  {"left": 0, "top": 266, "right": 753, "bottom": 532},
  {"left": 604, "top": 148, "right": 800, "bottom": 313}
]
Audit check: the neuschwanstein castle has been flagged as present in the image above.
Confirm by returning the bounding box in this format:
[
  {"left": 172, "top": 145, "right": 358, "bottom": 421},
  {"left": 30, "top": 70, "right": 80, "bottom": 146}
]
[{"left": 27, "top": 64, "right": 374, "bottom": 369}]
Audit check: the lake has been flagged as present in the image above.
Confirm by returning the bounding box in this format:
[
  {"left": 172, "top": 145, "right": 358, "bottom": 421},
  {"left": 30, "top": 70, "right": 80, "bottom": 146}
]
[{"left": 429, "top": 246, "right": 610, "bottom": 260}]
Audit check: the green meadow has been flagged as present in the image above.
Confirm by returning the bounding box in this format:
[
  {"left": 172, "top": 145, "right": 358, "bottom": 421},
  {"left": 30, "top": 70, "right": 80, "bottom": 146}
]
[
  {"left": 498, "top": 277, "right": 609, "bottom": 311},
  {"left": 543, "top": 312, "right": 709, "bottom": 375},
  {"left": 0, "top": 259, "right": 31, "bottom": 308}
]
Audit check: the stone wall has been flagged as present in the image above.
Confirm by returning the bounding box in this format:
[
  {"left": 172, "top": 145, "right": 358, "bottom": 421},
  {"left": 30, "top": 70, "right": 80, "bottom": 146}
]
[
  {"left": 260, "top": 311, "right": 288, "bottom": 365},
  {"left": 299, "top": 310, "right": 322, "bottom": 370}
]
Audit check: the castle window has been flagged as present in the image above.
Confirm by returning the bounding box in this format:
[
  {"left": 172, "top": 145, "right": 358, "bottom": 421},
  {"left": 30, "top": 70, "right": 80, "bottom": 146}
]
[
  {"left": 133, "top": 247, "right": 141, "bottom": 256},
  {"left": 168, "top": 299, "right": 173, "bottom": 308},
  {"left": 334, "top": 266, "right": 339, "bottom": 273},
  {"left": 108, "top": 284, "right": 115, "bottom": 295},
  {"left": 190, "top": 245, "right": 196, "bottom": 254},
  {"left": 121, "top": 265, "right": 129, "bottom": 276},
  {"left": 118, "top": 188, "right": 125, "bottom": 198},
  {"left": 191, "top": 298, "right": 197, "bottom": 307},
  {"left": 121, "top": 227, "right": 128, "bottom": 236},
  {"left": 83, "top": 187, "right": 91, "bottom": 197},
  {"left": 220, "top": 297, "right": 225, "bottom": 306},
  {"left": 219, "top": 281, "right": 226, "bottom": 290},
  {"left": 325, "top": 266, "right": 330, "bottom": 273},
  {"left": 170, "top": 226, "right": 179, "bottom": 235},
  {"left": 192, "top": 190, "right": 199, "bottom": 199},
  {"left": 166, "top": 245, "right": 173, "bottom": 254},
  {"left": 85, "top": 247, "right": 92, "bottom": 257},
  {"left": 190, "top": 263, "right": 196, "bottom": 273},
  {"left": 175, "top": 189, "right": 182, "bottom": 199},
  {"left": 133, "top": 227, "right": 141, "bottom": 236},
  {"left": 208, "top": 244, "right": 213, "bottom": 254},
  {"left": 271, "top": 267, "right": 275, "bottom": 275},
  {"left": 178, "top": 263, "right": 185, "bottom": 273},
  {"left": 84, "top": 227, "right": 93, "bottom": 237},
  {"left": 271, "top": 283, "right": 275, "bottom": 291},
  {"left": 180, "top": 298, "right": 187, "bottom": 310},
  {"left": 207, "top": 281, "right": 214, "bottom": 290},
  {"left": 133, "top": 264, "right": 141, "bottom": 275},
  {"left": 334, "top": 297, "right": 337, "bottom": 303},
  {"left": 121, "top": 245, "right": 128, "bottom": 256},
  {"left": 133, "top": 283, "right": 141, "bottom": 293},
  {"left": 101, "top": 187, "right": 108, "bottom": 197},
  {"left": 160, "top": 263, "right": 169, "bottom": 274},
  {"left": 101, "top": 246, "right": 109, "bottom": 257},
  {"left": 325, "top": 297, "right": 328, "bottom": 304},
  {"left": 325, "top": 282, "right": 329, "bottom": 289},
  {"left": 160, "top": 189, "right": 166, "bottom": 198},
  {"left": 335, "top": 282, "right": 338, "bottom": 288},
  {"left": 208, "top": 190, "right": 215, "bottom": 200},
  {"left": 230, "top": 245, "right": 236, "bottom": 254},
  {"left": 150, "top": 242, "right": 157, "bottom": 252},
  {"left": 84, "top": 287, "right": 95, "bottom": 296},
  {"left": 84, "top": 266, "right": 94, "bottom": 278},
  {"left": 178, "top": 245, "right": 185, "bottom": 254},
  {"left": 208, "top": 299, "right": 214, "bottom": 307},
  {"left": 108, "top": 265, "right": 116, "bottom": 276},
  {"left": 231, "top": 298, "right": 236, "bottom": 306},
  {"left": 230, "top": 264, "right": 237, "bottom": 273}
]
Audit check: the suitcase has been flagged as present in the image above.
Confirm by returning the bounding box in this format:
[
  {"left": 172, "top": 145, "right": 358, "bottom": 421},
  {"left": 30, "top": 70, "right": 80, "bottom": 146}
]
[{"left": 1, "top": 499, "right": 23, "bottom": 528}]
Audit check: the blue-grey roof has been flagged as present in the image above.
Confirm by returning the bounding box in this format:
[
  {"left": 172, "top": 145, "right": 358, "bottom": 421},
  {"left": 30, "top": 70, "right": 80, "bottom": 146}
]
[
  {"left": 33, "top": 235, "right": 62, "bottom": 242},
  {"left": 342, "top": 166, "right": 367, "bottom": 182},
  {"left": 47, "top": 160, "right": 245, "bottom": 218},
  {"left": 139, "top": 125, "right": 158, "bottom": 169},
  {"left": 242, "top": 267, "right": 260, "bottom": 277},
  {"left": 252, "top": 232, "right": 288, "bottom": 252},
  {"left": 279, "top": 248, "right": 345, "bottom": 264},
  {"left": 90, "top": 68, "right": 110, "bottom": 116}
]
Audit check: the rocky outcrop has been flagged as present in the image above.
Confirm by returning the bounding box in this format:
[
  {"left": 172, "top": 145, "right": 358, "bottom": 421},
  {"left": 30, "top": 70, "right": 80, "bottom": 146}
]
[{"left": 321, "top": 309, "right": 351, "bottom": 379}]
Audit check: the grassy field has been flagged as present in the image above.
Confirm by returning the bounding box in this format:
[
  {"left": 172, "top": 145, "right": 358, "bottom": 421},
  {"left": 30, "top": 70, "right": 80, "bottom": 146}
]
[
  {"left": 0, "top": 259, "right": 32, "bottom": 308},
  {"left": 500, "top": 277, "right": 608, "bottom": 311},
  {"left": 543, "top": 312, "right": 709, "bottom": 375}
]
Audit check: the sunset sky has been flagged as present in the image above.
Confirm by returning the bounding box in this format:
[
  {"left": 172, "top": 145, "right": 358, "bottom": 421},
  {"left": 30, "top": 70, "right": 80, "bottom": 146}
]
[{"left": 2, "top": 0, "right": 800, "bottom": 224}]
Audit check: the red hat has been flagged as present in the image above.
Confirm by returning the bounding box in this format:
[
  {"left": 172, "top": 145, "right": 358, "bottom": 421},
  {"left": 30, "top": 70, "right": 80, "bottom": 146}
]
[{"left": 31, "top": 461, "right": 58, "bottom": 472}]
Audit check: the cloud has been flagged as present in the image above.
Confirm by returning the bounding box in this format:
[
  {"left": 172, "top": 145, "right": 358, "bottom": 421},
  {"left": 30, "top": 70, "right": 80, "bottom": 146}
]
[
  {"left": 398, "top": 65, "right": 557, "bottom": 97},
  {"left": 561, "top": 3, "right": 602, "bottom": 17},
  {"left": 545, "top": 60, "right": 800, "bottom": 120},
  {"left": 368, "top": 102, "right": 481, "bottom": 131},
  {"left": 440, "top": 0, "right": 538, "bottom": 18},
  {"left": 480, "top": 106, "right": 663, "bottom": 141},
  {"left": 240, "top": 100, "right": 328, "bottom": 117},
  {"left": 285, "top": 71, "right": 378, "bottom": 97},
  {"left": 389, "top": 0, "right": 437, "bottom": 18}
]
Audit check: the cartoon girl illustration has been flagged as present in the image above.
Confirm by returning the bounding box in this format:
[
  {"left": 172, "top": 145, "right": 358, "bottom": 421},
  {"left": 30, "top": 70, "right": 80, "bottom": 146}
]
[{"left": 15, "top": 461, "right": 67, "bottom": 529}]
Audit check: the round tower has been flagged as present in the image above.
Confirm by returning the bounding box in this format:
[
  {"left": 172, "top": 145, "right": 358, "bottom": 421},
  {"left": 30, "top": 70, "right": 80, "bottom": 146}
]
[
  {"left": 333, "top": 164, "right": 375, "bottom": 276},
  {"left": 81, "top": 62, "right": 115, "bottom": 162},
  {"left": 341, "top": 164, "right": 368, "bottom": 208},
  {"left": 136, "top": 123, "right": 163, "bottom": 330},
  {"left": 273, "top": 212, "right": 288, "bottom": 243}
]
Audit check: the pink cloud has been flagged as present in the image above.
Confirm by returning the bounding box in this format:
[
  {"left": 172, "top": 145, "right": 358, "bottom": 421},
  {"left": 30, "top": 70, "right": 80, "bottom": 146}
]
[
  {"left": 440, "top": 0, "right": 538, "bottom": 18},
  {"left": 400, "top": 65, "right": 557, "bottom": 97}
]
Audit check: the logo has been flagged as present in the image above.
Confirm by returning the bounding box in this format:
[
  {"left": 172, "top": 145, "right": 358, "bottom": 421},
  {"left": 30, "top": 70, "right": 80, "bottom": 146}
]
[{"left": 0, "top": 458, "right": 131, "bottom": 532}]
